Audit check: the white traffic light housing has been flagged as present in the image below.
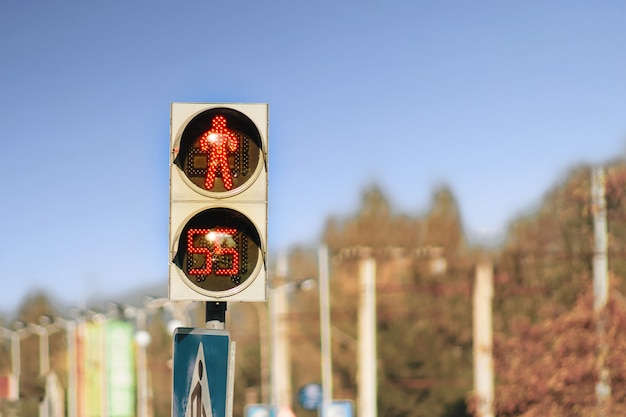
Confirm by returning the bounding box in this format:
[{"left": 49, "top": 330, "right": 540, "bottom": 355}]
[{"left": 169, "top": 103, "right": 268, "bottom": 302}]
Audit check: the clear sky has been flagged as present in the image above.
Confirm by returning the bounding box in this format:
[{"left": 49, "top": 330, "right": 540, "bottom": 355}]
[{"left": 1, "top": 1, "right": 625, "bottom": 315}]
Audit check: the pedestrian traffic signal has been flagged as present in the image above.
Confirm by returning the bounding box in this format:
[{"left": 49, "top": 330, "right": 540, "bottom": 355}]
[{"left": 169, "top": 103, "right": 268, "bottom": 302}]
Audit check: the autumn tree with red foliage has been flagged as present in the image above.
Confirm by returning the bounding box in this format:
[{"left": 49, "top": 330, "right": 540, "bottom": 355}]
[{"left": 491, "top": 288, "right": 626, "bottom": 417}]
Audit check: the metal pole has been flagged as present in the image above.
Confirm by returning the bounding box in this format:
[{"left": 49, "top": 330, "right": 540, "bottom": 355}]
[
  {"left": 135, "top": 309, "right": 150, "bottom": 417},
  {"left": 271, "top": 286, "right": 292, "bottom": 408},
  {"left": 473, "top": 260, "right": 494, "bottom": 417},
  {"left": 65, "top": 320, "right": 78, "bottom": 417},
  {"left": 319, "top": 245, "right": 333, "bottom": 410},
  {"left": 593, "top": 167, "right": 609, "bottom": 310},
  {"left": 75, "top": 316, "right": 86, "bottom": 417},
  {"left": 0, "top": 327, "right": 21, "bottom": 400},
  {"left": 11, "top": 331, "right": 20, "bottom": 400},
  {"left": 38, "top": 326, "right": 50, "bottom": 376},
  {"left": 33, "top": 322, "right": 50, "bottom": 417},
  {"left": 253, "top": 302, "right": 270, "bottom": 404},
  {"left": 205, "top": 302, "right": 227, "bottom": 329},
  {"left": 270, "top": 252, "right": 292, "bottom": 409},
  {"left": 592, "top": 166, "right": 611, "bottom": 414},
  {"left": 358, "top": 258, "right": 377, "bottom": 417}
]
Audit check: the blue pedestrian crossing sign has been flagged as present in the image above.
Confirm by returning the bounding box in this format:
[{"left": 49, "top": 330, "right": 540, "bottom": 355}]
[{"left": 172, "top": 328, "right": 235, "bottom": 417}]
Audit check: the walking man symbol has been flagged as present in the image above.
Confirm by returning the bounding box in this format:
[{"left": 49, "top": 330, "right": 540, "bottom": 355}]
[{"left": 186, "top": 342, "right": 213, "bottom": 417}]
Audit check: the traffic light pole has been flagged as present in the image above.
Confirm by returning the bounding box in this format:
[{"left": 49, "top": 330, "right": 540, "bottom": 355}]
[
  {"left": 169, "top": 103, "right": 268, "bottom": 417},
  {"left": 205, "top": 302, "right": 227, "bottom": 329}
]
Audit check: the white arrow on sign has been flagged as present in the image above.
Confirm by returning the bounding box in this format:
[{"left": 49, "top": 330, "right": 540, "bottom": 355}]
[{"left": 185, "top": 342, "right": 213, "bottom": 417}]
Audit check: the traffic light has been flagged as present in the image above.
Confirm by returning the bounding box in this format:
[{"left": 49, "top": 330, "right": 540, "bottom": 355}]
[{"left": 169, "top": 103, "right": 268, "bottom": 302}]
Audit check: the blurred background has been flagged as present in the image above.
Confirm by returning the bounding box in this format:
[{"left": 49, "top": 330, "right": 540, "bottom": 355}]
[
  {"left": 2, "top": 1, "right": 626, "bottom": 416},
  {"left": 4, "top": 166, "right": 626, "bottom": 416}
]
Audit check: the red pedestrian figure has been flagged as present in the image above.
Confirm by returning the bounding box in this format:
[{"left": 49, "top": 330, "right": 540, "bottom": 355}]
[{"left": 199, "top": 115, "right": 239, "bottom": 190}]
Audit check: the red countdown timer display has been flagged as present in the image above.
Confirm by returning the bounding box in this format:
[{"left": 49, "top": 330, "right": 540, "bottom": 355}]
[
  {"left": 173, "top": 108, "right": 263, "bottom": 194},
  {"left": 172, "top": 208, "right": 262, "bottom": 292}
]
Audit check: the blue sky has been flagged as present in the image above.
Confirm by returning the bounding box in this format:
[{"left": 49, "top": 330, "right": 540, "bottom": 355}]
[{"left": 1, "top": 1, "right": 625, "bottom": 315}]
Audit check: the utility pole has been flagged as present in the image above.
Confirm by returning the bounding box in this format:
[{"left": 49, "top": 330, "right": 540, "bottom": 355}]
[
  {"left": 358, "top": 257, "right": 377, "bottom": 417},
  {"left": 0, "top": 326, "right": 23, "bottom": 401},
  {"left": 473, "top": 260, "right": 494, "bottom": 417},
  {"left": 319, "top": 245, "right": 333, "bottom": 411},
  {"left": 270, "top": 252, "right": 292, "bottom": 410},
  {"left": 592, "top": 166, "right": 611, "bottom": 415}
]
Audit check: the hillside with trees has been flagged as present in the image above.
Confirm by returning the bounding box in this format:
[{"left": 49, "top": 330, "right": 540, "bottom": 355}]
[
  {"left": 489, "top": 162, "right": 626, "bottom": 416},
  {"left": 2, "top": 161, "right": 626, "bottom": 417}
]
